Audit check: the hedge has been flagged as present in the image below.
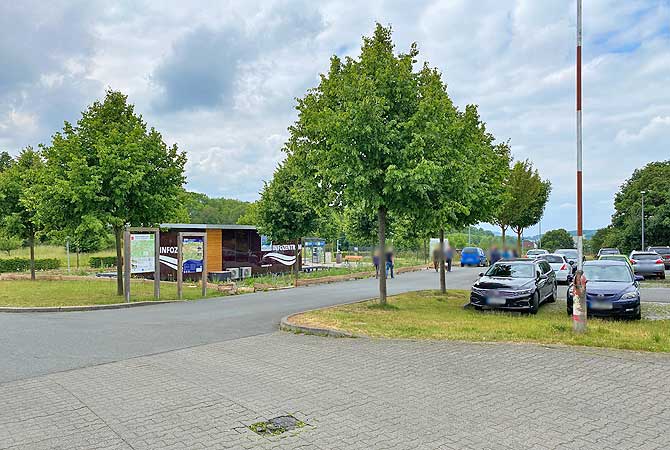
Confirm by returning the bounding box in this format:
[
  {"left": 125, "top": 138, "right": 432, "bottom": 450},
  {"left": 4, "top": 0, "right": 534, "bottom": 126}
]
[
  {"left": 89, "top": 256, "right": 118, "bottom": 268},
  {"left": 0, "top": 258, "right": 61, "bottom": 273}
]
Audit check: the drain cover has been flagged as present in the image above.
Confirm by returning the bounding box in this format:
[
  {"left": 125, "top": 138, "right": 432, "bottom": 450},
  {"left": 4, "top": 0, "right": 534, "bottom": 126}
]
[{"left": 248, "top": 415, "right": 306, "bottom": 436}]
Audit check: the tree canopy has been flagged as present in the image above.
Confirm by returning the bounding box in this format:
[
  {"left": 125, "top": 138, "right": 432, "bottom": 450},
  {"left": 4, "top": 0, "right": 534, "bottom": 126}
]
[
  {"left": 40, "top": 89, "right": 187, "bottom": 294},
  {"left": 610, "top": 160, "right": 670, "bottom": 253},
  {"left": 540, "top": 228, "right": 574, "bottom": 252}
]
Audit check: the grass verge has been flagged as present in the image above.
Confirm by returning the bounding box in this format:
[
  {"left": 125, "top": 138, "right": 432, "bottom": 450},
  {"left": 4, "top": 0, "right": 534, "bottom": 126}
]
[
  {"left": 292, "top": 290, "right": 670, "bottom": 353},
  {"left": 0, "top": 279, "right": 222, "bottom": 307}
]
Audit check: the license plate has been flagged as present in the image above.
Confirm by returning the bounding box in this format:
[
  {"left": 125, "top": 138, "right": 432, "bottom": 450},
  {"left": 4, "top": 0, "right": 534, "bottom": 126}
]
[
  {"left": 487, "top": 297, "right": 506, "bottom": 305},
  {"left": 591, "top": 301, "right": 612, "bottom": 310}
]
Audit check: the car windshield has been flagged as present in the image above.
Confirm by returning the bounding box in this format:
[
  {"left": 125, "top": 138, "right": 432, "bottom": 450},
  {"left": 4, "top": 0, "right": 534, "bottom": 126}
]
[
  {"left": 462, "top": 247, "right": 477, "bottom": 254},
  {"left": 527, "top": 250, "right": 544, "bottom": 255},
  {"left": 649, "top": 247, "right": 670, "bottom": 252},
  {"left": 485, "top": 263, "right": 534, "bottom": 278},
  {"left": 600, "top": 249, "right": 619, "bottom": 255},
  {"left": 556, "top": 250, "right": 577, "bottom": 258},
  {"left": 583, "top": 265, "right": 632, "bottom": 282},
  {"left": 632, "top": 253, "right": 660, "bottom": 261},
  {"left": 601, "top": 255, "right": 626, "bottom": 262},
  {"left": 541, "top": 255, "right": 564, "bottom": 263}
]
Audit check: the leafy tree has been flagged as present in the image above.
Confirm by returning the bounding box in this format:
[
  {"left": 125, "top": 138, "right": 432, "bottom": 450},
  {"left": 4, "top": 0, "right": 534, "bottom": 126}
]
[
  {"left": 0, "top": 148, "right": 45, "bottom": 279},
  {"left": 285, "top": 24, "right": 480, "bottom": 304},
  {"left": 236, "top": 201, "right": 260, "bottom": 226},
  {"left": 0, "top": 231, "right": 22, "bottom": 256},
  {"left": 255, "top": 157, "right": 318, "bottom": 285},
  {"left": 540, "top": 228, "right": 574, "bottom": 252},
  {"left": 41, "top": 90, "right": 187, "bottom": 295},
  {"left": 182, "top": 192, "right": 251, "bottom": 224},
  {"left": 590, "top": 227, "right": 612, "bottom": 254},
  {"left": 0, "top": 151, "right": 12, "bottom": 172},
  {"left": 505, "top": 160, "right": 552, "bottom": 255},
  {"left": 610, "top": 160, "right": 670, "bottom": 253}
]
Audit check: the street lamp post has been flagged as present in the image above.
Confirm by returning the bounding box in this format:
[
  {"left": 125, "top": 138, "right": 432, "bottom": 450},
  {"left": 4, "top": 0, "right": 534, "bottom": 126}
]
[{"left": 641, "top": 190, "right": 646, "bottom": 250}]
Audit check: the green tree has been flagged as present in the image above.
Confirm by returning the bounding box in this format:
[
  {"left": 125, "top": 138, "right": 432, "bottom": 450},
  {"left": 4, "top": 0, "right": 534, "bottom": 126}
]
[
  {"left": 41, "top": 90, "right": 186, "bottom": 295},
  {"left": 255, "top": 157, "right": 318, "bottom": 285},
  {"left": 0, "top": 151, "right": 12, "bottom": 172},
  {"left": 611, "top": 160, "right": 670, "bottom": 253},
  {"left": 590, "top": 227, "right": 612, "bottom": 254},
  {"left": 0, "top": 148, "right": 45, "bottom": 279},
  {"left": 0, "top": 231, "right": 22, "bottom": 256},
  {"left": 182, "top": 192, "right": 251, "bottom": 224},
  {"left": 286, "top": 24, "right": 480, "bottom": 304},
  {"left": 540, "top": 228, "right": 574, "bottom": 252},
  {"left": 505, "top": 160, "right": 552, "bottom": 255}
]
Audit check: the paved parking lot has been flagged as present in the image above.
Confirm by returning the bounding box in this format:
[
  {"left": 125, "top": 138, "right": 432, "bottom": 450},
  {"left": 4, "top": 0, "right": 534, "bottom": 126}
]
[{"left": 2, "top": 332, "right": 669, "bottom": 449}]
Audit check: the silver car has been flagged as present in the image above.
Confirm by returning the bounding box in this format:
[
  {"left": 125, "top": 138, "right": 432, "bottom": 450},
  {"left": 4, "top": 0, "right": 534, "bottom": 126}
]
[{"left": 629, "top": 251, "right": 666, "bottom": 279}]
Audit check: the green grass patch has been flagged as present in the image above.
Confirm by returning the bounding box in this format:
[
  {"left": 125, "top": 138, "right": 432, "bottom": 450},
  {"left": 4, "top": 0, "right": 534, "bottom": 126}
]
[
  {"left": 293, "top": 290, "right": 670, "bottom": 353},
  {"left": 0, "top": 245, "right": 116, "bottom": 268},
  {"left": 0, "top": 279, "right": 222, "bottom": 307}
]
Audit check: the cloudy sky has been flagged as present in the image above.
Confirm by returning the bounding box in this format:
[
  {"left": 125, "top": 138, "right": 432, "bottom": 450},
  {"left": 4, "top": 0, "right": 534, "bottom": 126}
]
[{"left": 2, "top": 0, "right": 669, "bottom": 233}]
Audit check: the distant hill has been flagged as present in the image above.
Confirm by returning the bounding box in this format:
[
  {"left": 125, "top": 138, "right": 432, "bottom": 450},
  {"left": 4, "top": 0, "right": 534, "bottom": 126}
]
[{"left": 525, "top": 229, "right": 597, "bottom": 242}]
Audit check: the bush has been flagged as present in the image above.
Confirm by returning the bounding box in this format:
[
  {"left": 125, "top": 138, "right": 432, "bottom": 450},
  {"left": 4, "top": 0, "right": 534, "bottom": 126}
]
[
  {"left": 89, "top": 256, "right": 118, "bottom": 268},
  {"left": 0, "top": 258, "right": 61, "bottom": 273}
]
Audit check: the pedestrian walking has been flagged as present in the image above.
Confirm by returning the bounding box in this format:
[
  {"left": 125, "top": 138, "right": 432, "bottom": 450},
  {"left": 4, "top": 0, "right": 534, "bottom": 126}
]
[{"left": 432, "top": 246, "right": 441, "bottom": 272}]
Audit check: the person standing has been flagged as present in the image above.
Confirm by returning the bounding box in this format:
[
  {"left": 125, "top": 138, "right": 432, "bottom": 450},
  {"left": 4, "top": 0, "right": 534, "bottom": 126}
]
[
  {"left": 385, "top": 248, "right": 394, "bottom": 279},
  {"left": 373, "top": 249, "right": 380, "bottom": 279},
  {"left": 432, "top": 246, "right": 441, "bottom": 272},
  {"left": 445, "top": 245, "right": 453, "bottom": 272}
]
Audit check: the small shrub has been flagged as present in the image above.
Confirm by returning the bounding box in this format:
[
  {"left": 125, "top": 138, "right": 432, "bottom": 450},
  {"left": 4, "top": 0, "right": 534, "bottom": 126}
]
[{"left": 89, "top": 256, "right": 118, "bottom": 268}]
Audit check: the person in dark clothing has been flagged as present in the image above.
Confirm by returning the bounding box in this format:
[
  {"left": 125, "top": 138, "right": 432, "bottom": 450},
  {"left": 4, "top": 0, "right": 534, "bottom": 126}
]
[
  {"left": 373, "top": 249, "right": 380, "bottom": 279},
  {"left": 385, "top": 249, "right": 394, "bottom": 279},
  {"left": 445, "top": 245, "right": 453, "bottom": 272},
  {"left": 432, "top": 247, "right": 441, "bottom": 272},
  {"left": 489, "top": 246, "right": 502, "bottom": 265}
]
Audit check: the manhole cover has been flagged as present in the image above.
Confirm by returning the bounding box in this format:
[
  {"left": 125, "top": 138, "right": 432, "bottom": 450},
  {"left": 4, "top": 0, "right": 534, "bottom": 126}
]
[{"left": 248, "top": 415, "right": 307, "bottom": 436}]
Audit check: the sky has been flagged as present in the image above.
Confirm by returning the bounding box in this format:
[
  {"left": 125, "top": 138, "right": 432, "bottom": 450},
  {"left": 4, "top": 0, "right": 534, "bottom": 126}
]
[{"left": 1, "top": 0, "right": 669, "bottom": 234}]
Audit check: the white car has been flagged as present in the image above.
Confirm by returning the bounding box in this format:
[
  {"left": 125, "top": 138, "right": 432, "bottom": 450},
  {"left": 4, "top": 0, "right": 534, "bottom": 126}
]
[
  {"left": 538, "top": 253, "right": 571, "bottom": 283},
  {"left": 526, "top": 249, "right": 549, "bottom": 259}
]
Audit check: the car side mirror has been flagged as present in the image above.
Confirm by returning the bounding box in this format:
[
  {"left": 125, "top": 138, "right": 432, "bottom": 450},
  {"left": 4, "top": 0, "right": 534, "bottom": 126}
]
[
  {"left": 634, "top": 275, "right": 644, "bottom": 281},
  {"left": 478, "top": 272, "right": 484, "bottom": 277}
]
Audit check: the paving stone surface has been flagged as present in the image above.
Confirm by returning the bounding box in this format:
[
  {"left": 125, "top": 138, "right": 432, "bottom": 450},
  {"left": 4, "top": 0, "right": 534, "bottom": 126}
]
[{"left": 1, "top": 333, "right": 669, "bottom": 449}]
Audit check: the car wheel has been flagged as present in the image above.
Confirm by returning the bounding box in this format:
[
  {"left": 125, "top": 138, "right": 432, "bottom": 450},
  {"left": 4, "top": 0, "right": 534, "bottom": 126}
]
[
  {"left": 660, "top": 272, "right": 666, "bottom": 280},
  {"left": 529, "top": 292, "right": 540, "bottom": 315},
  {"left": 460, "top": 263, "right": 464, "bottom": 267},
  {"left": 566, "top": 308, "right": 572, "bottom": 316},
  {"left": 634, "top": 308, "right": 642, "bottom": 320}
]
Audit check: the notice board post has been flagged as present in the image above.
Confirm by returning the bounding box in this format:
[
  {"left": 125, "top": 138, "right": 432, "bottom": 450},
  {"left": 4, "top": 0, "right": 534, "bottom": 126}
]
[
  {"left": 124, "top": 227, "right": 161, "bottom": 303},
  {"left": 176, "top": 231, "right": 207, "bottom": 300}
]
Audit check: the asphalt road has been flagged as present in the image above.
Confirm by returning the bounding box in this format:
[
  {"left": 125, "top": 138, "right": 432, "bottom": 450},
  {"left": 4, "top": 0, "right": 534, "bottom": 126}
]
[{"left": 1, "top": 266, "right": 667, "bottom": 383}]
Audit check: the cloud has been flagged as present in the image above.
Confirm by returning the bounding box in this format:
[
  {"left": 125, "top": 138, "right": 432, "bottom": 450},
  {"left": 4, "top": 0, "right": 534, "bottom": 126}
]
[{"left": 2, "top": 0, "right": 670, "bottom": 233}]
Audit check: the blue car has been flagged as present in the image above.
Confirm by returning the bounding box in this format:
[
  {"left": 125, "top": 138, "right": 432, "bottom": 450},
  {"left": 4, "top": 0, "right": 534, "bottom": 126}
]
[
  {"left": 566, "top": 260, "right": 643, "bottom": 320},
  {"left": 460, "top": 247, "right": 488, "bottom": 267}
]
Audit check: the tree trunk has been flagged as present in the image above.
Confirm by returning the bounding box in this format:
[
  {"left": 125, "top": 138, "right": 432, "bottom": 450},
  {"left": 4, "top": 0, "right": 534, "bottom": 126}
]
[
  {"left": 114, "top": 226, "right": 123, "bottom": 296},
  {"left": 378, "top": 207, "right": 387, "bottom": 305},
  {"left": 516, "top": 229, "right": 523, "bottom": 255},
  {"left": 439, "top": 228, "right": 446, "bottom": 294},
  {"left": 29, "top": 231, "right": 36, "bottom": 281},
  {"left": 501, "top": 226, "right": 506, "bottom": 247},
  {"left": 294, "top": 238, "right": 300, "bottom": 287},
  {"left": 423, "top": 239, "right": 428, "bottom": 264}
]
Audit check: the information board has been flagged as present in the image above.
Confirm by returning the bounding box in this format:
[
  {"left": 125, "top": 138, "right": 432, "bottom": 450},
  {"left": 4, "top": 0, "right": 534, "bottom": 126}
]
[
  {"left": 182, "top": 237, "right": 204, "bottom": 273},
  {"left": 130, "top": 234, "right": 155, "bottom": 274}
]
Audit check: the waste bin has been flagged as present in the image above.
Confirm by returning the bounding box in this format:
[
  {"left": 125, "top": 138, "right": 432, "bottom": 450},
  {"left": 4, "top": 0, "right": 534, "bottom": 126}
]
[{"left": 336, "top": 251, "right": 342, "bottom": 264}]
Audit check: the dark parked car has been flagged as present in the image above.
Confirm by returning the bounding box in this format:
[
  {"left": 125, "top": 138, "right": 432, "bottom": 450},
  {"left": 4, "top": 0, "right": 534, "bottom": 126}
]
[
  {"left": 469, "top": 259, "right": 557, "bottom": 314},
  {"left": 647, "top": 246, "right": 670, "bottom": 269},
  {"left": 597, "top": 248, "right": 620, "bottom": 257},
  {"left": 567, "top": 260, "right": 642, "bottom": 320},
  {"left": 629, "top": 251, "right": 666, "bottom": 279}
]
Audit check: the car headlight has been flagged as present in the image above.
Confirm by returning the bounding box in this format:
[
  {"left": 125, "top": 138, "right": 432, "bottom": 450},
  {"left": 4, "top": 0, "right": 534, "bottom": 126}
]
[
  {"left": 512, "top": 289, "right": 534, "bottom": 297},
  {"left": 620, "top": 291, "right": 639, "bottom": 300}
]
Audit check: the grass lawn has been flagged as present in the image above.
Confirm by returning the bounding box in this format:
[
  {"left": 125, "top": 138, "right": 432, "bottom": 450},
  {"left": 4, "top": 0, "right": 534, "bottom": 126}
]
[
  {"left": 0, "top": 279, "right": 222, "bottom": 307},
  {"left": 1, "top": 244, "right": 116, "bottom": 267},
  {"left": 292, "top": 290, "right": 670, "bottom": 353}
]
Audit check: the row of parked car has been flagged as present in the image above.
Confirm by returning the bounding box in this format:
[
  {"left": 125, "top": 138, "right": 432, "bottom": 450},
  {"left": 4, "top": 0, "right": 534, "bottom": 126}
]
[{"left": 467, "top": 246, "right": 669, "bottom": 321}]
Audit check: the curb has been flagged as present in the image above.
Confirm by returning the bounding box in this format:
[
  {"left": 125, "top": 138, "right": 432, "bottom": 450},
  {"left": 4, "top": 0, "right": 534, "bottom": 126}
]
[
  {"left": 0, "top": 300, "right": 184, "bottom": 313},
  {"left": 279, "top": 297, "right": 378, "bottom": 338}
]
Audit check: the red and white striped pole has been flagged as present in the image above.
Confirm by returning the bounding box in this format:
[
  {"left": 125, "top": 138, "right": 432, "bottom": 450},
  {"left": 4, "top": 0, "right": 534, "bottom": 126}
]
[{"left": 573, "top": 0, "right": 587, "bottom": 333}]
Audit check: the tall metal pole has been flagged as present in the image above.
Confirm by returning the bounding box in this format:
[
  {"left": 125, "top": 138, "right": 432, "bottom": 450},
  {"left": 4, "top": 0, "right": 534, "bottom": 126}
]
[
  {"left": 641, "top": 191, "right": 646, "bottom": 250},
  {"left": 573, "top": 0, "right": 587, "bottom": 333}
]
